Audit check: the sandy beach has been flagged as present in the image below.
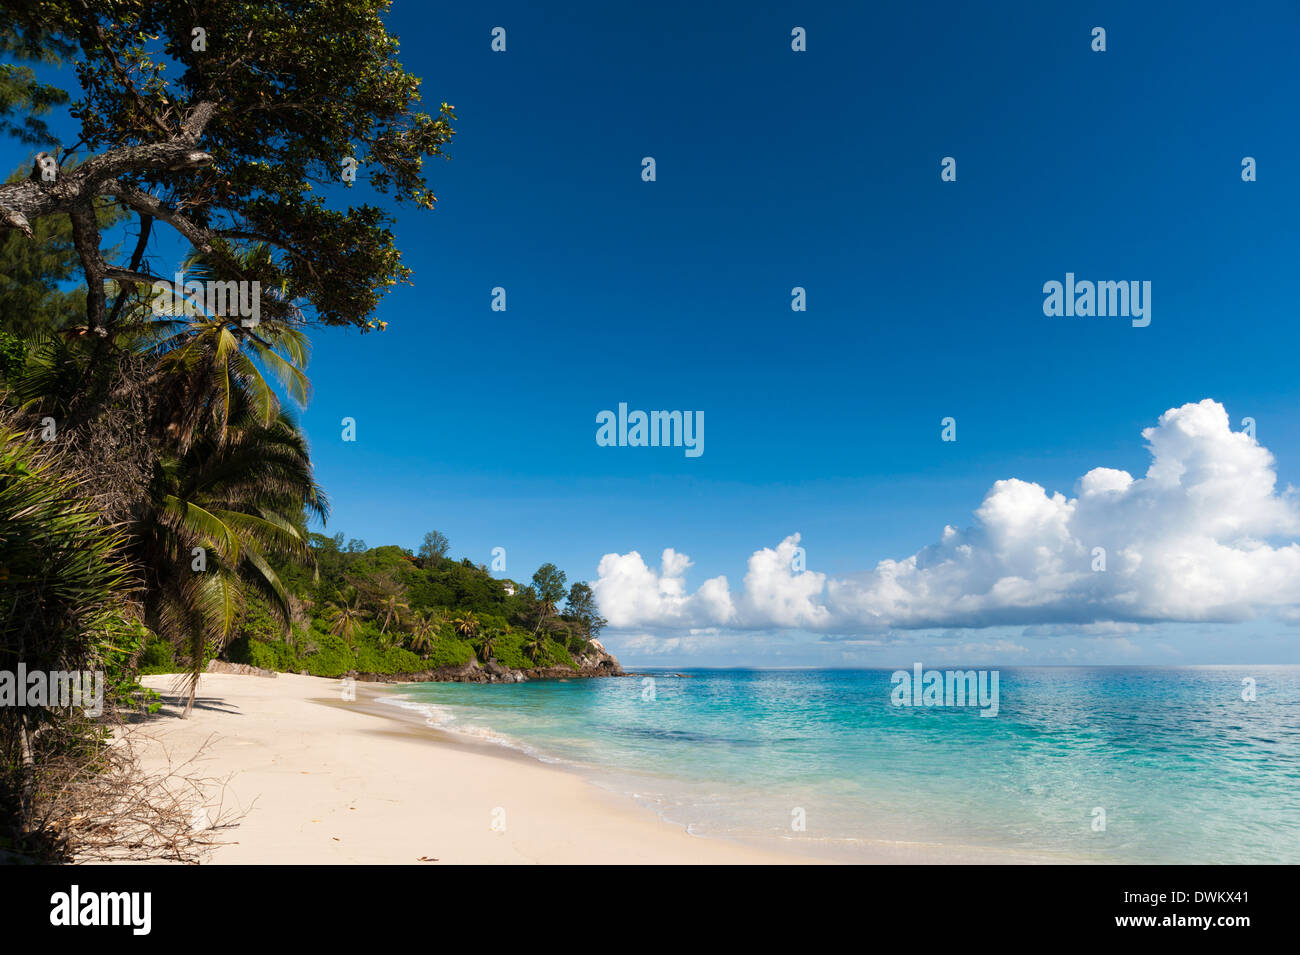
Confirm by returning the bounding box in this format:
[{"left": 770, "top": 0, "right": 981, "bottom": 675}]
[{"left": 125, "top": 672, "right": 830, "bottom": 864}]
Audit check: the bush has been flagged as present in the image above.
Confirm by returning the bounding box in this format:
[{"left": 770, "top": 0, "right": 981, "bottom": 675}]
[
  {"left": 247, "top": 639, "right": 294, "bottom": 672},
  {"left": 0, "top": 420, "right": 133, "bottom": 859},
  {"left": 136, "top": 636, "right": 177, "bottom": 675},
  {"left": 484, "top": 631, "right": 576, "bottom": 670},
  {"left": 425, "top": 635, "right": 475, "bottom": 668},
  {"left": 295, "top": 632, "right": 356, "bottom": 677},
  {"left": 487, "top": 631, "right": 531, "bottom": 669},
  {"left": 355, "top": 645, "right": 426, "bottom": 674},
  {"left": 536, "top": 638, "right": 577, "bottom": 670},
  {"left": 0, "top": 331, "right": 25, "bottom": 379}
]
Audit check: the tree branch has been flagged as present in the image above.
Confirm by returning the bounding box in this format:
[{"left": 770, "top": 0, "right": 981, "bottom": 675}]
[
  {"left": 0, "top": 101, "right": 217, "bottom": 239},
  {"left": 0, "top": 101, "right": 219, "bottom": 331},
  {"left": 105, "top": 212, "right": 154, "bottom": 327},
  {"left": 78, "top": 4, "right": 174, "bottom": 138},
  {"left": 107, "top": 182, "right": 213, "bottom": 254}
]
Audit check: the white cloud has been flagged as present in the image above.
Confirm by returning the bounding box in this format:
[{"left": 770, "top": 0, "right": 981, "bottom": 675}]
[
  {"left": 592, "top": 400, "right": 1300, "bottom": 632},
  {"left": 590, "top": 548, "right": 733, "bottom": 628},
  {"left": 734, "top": 536, "right": 831, "bottom": 629}
]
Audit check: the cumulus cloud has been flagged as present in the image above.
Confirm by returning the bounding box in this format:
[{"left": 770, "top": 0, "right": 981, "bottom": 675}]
[
  {"left": 591, "top": 548, "right": 733, "bottom": 628},
  {"left": 591, "top": 400, "right": 1300, "bottom": 632}
]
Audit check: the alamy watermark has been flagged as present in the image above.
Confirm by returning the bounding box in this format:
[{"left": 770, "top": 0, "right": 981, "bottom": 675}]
[
  {"left": 0, "top": 665, "right": 104, "bottom": 716},
  {"left": 151, "top": 272, "right": 261, "bottom": 327},
  {"left": 890, "top": 662, "right": 999, "bottom": 717},
  {"left": 49, "top": 885, "right": 151, "bottom": 935},
  {"left": 1042, "top": 273, "right": 1150, "bottom": 327},
  {"left": 596, "top": 403, "right": 703, "bottom": 458}
]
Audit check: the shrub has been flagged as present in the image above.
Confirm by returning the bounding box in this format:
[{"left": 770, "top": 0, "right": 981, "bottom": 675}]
[
  {"left": 295, "top": 632, "right": 356, "bottom": 677},
  {"left": 424, "top": 635, "right": 475, "bottom": 668},
  {"left": 355, "top": 645, "right": 426, "bottom": 674},
  {"left": 137, "top": 636, "right": 177, "bottom": 675},
  {"left": 0, "top": 420, "right": 132, "bottom": 859}
]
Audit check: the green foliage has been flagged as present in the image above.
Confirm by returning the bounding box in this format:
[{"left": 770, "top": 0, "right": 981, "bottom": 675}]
[
  {"left": 238, "top": 596, "right": 283, "bottom": 642},
  {"left": 5, "top": 0, "right": 456, "bottom": 331},
  {"left": 532, "top": 562, "right": 567, "bottom": 608},
  {"left": 564, "top": 581, "right": 607, "bottom": 637},
  {"left": 355, "top": 644, "right": 425, "bottom": 675},
  {"left": 294, "top": 631, "right": 355, "bottom": 678},
  {"left": 423, "top": 635, "right": 475, "bottom": 669},
  {"left": 486, "top": 631, "right": 576, "bottom": 670},
  {"left": 243, "top": 640, "right": 284, "bottom": 672},
  {"left": 222, "top": 623, "right": 476, "bottom": 678},
  {"left": 406, "top": 558, "right": 510, "bottom": 614},
  {"left": 0, "top": 331, "right": 25, "bottom": 379},
  {"left": 99, "top": 614, "right": 162, "bottom": 712},
  {"left": 0, "top": 422, "right": 131, "bottom": 678},
  {"left": 216, "top": 535, "right": 590, "bottom": 676},
  {"left": 136, "top": 635, "right": 177, "bottom": 676},
  {"left": 0, "top": 419, "right": 147, "bottom": 857}
]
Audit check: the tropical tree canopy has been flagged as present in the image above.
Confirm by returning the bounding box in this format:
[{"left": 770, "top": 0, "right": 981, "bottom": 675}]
[{"left": 0, "top": 0, "right": 455, "bottom": 333}]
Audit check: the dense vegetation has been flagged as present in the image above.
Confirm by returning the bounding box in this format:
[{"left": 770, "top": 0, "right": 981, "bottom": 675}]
[
  {"left": 144, "top": 537, "right": 611, "bottom": 679},
  {"left": 0, "top": 1, "right": 498, "bottom": 862}
]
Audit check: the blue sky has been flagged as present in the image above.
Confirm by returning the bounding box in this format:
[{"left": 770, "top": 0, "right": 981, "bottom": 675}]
[{"left": 10, "top": 2, "right": 1300, "bottom": 666}]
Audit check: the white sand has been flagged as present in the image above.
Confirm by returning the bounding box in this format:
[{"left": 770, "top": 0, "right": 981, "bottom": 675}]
[{"left": 128, "top": 672, "right": 828, "bottom": 864}]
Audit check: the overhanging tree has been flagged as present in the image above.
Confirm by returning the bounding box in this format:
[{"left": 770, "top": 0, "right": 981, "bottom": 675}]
[{"left": 0, "top": 0, "right": 455, "bottom": 335}]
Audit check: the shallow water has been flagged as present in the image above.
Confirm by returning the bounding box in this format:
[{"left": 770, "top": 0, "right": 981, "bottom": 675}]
[{"left": 383, "top": 666, "right": 1300, "bottom": 863}]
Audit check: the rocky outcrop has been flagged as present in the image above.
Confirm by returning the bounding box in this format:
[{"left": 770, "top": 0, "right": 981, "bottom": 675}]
[
  {"left": 206, "top": 659, "right": 278, "bottom": 678},
  {"left": 348, "top": 639, "right": 624, "bottom": 685},
  {"left": 569, "top": 637, "right": 621, "bottom": 673}
]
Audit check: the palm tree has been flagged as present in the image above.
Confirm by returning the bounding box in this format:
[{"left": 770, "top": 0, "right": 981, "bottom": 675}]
[
  {"left": 326, "top": 593, "right": 368, "bottom": 646},
  {"left": 522, "top": 631, "right": 547, "bottom": 666},
  {"left": 530, "top": 594, "right": 561, "bottom": 641},
  {"left": 110, "top": 247, "right": 327, "bottom": 716},
  {"left": 5, "top": 245, "right": 325, "bottom": 720},
  {"left": 134, "top": 244, "right": 311, "bottom": 449},
  {"left": 133, "top": 387, "right": 327, "bottom": 716},
  {"left": 377, "top": 592, "right": 409, "bottom": 635},
  {"left": 475, "top": 628, "right": 499, "bottom": 663},
  {"left": 408, "top": 611, "right": 437, "bottom": 657},
  {"left": 452, "top": 613, "right": 480, "bottom": 641}
]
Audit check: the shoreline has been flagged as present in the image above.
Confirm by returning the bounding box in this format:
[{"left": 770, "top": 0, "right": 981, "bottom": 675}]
[
  {"left": 126, "top": 672, "right": 828, "bottom": 864},
  {"left": 124, "top": 672, "right": 1059, "bottom": 864}
]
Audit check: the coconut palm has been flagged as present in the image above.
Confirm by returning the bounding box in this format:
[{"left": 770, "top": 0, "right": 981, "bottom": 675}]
[
  {"left": 376, "top": 592, "right": 409, "bottom": 635},
  {"left": 475, "top": 628, "right": 499, "bottom": 663},
  {"left": 408, "top": 611, "right": 437, "bottom": 656},
  {"left": 452, "top": 612, "right": 480, "bottom": 641},
  {"left": 529, "top": 594, "right": 562, "bottom": 641},
  {"left": 325, "top": 593, "right": 368, "bottom": 646},
  {"left": 4, "top": 239, "right": 326, "bottom": 722},
  {"left": 132, "top": 386, "right": 327, "bottom": 716},
  {"left": 132, "top": 243, "right": 311, "bottom": 450},
  {"left": 522, "top": 630, "right": 547, "bottom": 666}
]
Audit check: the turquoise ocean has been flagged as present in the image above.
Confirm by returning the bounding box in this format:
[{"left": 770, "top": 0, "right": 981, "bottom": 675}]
[{"left": 380, "top": 666, "right": 1300, "bottom": 863}]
